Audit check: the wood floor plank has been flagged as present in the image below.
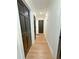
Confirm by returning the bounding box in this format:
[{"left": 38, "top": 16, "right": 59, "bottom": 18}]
[{"left": 26, "top": 34, "right": 53, "bottom": 59}]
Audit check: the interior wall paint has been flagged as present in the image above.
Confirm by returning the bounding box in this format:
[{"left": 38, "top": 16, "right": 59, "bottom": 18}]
[
  {"left": 30, "top": 11, "right": 35, "bottom": 44},
  {"left": 36, "top": 20, "right": 39, "bottom": 34},
  {"left": 44, "top": 17, "right": 48, "bottom": 38},
  {"left": 17, "top": 5, "right": 25, "bottom": 59},
  {"left": 47, "top": 0, "right": 61, "bottom": 58}
]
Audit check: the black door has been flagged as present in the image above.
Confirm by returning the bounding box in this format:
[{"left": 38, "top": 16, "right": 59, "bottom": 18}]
[
  {"left": 38, "top": 20, "right": 44, "bottom": 33},
  {"left": 57, "top": 31, "right": 61, "bottom": 59},
  {"left": 34, "top": 16, "right": 36, "bottom": 38},
  {"left": 17, "top": 0, "right": 32, "bottom": 57}
]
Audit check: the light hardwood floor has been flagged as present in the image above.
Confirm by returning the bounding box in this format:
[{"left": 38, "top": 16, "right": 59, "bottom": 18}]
[{"left": 26, "top": 34, "right": 53, "bottom": 59}]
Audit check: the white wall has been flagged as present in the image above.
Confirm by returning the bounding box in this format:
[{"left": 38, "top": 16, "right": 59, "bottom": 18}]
[
  {"left": 30, "top": 11, "right": 35, "bottom": 44},
  {"left": 47, "top": 0, "right": 61, "bottom": 59},
  {"left": 36, "top": 19, "right": 39, "bottom": 34},
  {"left": 44, "top": 16, "right": 48, "bottom": 38},
  {"left": 17, "top": 6, "right": 25, "bottom": 59}
]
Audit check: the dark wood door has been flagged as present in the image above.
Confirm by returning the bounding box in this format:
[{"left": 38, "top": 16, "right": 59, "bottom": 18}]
[
  {"left": 17, "top": 0, "right": 32, "bottom": 57},
  {"left": 57, "top": 31, "right": 61, "bottom": 59},
  {"left": 34, "top": 16, "right": 36, "bottom": 39},
  {"left": 38, "top": 20, "right": 44, "bottom": 33}
]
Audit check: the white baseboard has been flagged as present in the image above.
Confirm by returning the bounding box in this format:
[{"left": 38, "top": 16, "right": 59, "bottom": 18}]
[{"left": 44, "top": 34, "right": 55, "bottom": 59}]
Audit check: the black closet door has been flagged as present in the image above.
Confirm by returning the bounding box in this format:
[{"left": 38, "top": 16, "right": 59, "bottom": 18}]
[
  {"left": 17, "top": 0, "right": 32, "bottom": 57},
  {"left": 38, "top": 20, "right": 44, "bottom": 33},
  {"left": 57, "top": 31, "right": 61, "bottom": 59},
  {"left": 34, "top": 16, "right": 36, "bottom": 38}
]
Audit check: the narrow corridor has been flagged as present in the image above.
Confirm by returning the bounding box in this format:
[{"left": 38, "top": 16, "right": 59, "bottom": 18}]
[{"left": 26, "top": 34, "right": 53, "bottom": 59}]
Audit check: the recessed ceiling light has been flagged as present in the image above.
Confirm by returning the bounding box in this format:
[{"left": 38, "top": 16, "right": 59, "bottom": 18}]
[{"left": 40, "top": 12, "right": 42, "bottom": 14}]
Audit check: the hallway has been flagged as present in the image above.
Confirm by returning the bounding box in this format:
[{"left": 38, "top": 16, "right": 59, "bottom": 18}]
[
  {"left": 17, "top": 0, "right": 61, "bottom": 59},
  {"left": 26, "top": 34, "right": 53, "bottom": 59}
]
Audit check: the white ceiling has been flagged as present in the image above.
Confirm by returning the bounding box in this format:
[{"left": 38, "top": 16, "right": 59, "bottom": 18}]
[
  {"left": 25, "top": 0, "right": 50, "bottom": 20},
  {"left": 31, "top": 0, "right": 49, "bottom": 9}
]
